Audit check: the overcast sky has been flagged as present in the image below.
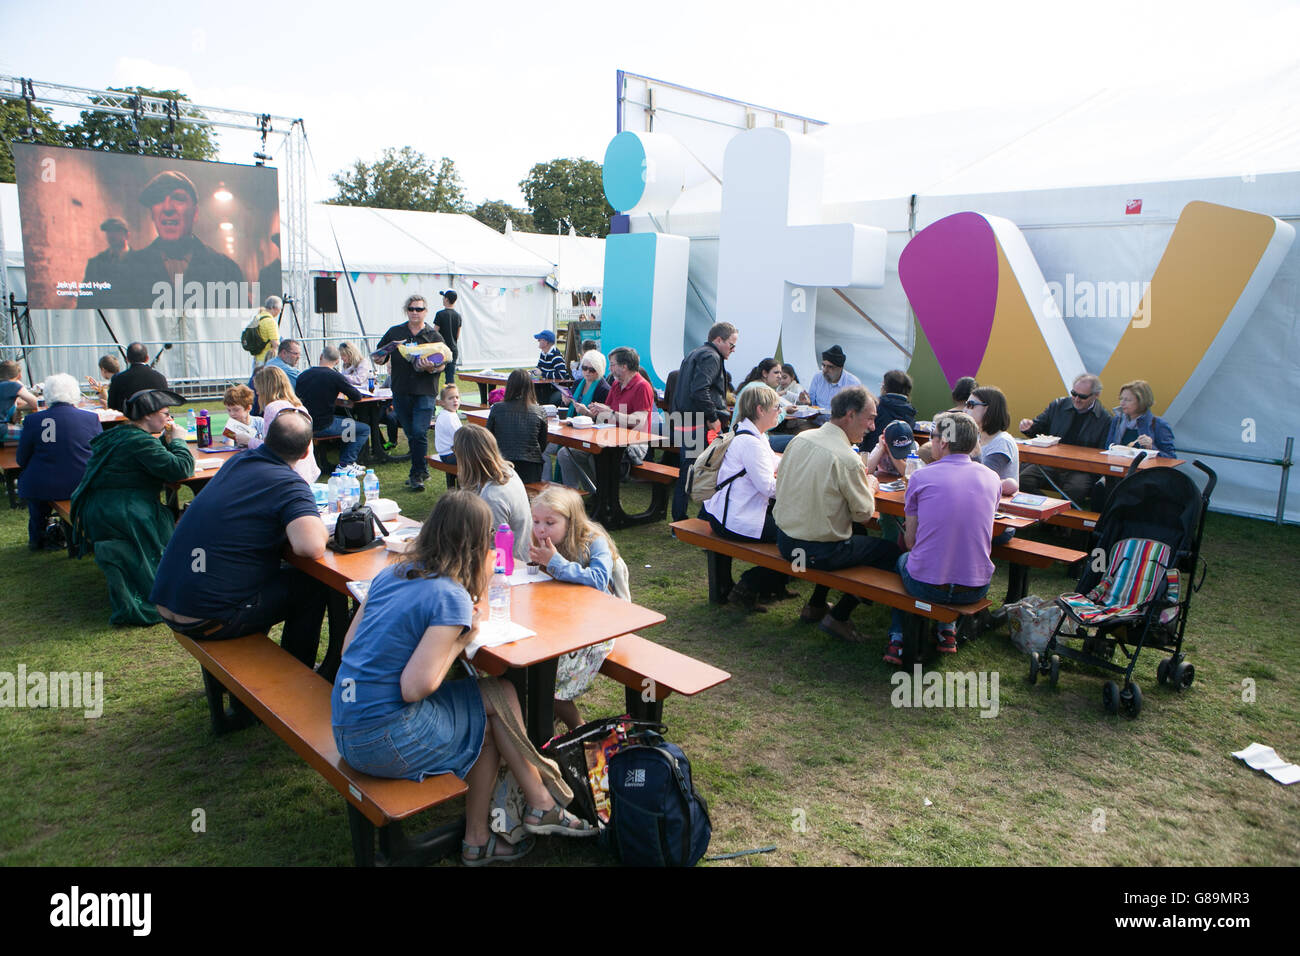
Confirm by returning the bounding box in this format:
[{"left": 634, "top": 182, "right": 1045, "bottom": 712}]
[{"left": 3, "top": 0, "right": 1297, "bottom": 209}]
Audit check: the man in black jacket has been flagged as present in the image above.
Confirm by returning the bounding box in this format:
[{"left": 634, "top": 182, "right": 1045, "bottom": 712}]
[
  {"left": 106, "top": 343, "right": 168, "bottom": 413},
  {"left": 669, "top": 321, "right": 737, "bottom": 521},
  {"left": 1018, "top": 373, "right": 1113, "bottom": 506}
]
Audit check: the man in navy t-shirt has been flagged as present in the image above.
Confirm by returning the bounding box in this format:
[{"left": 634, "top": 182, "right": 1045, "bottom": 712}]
[
  {"left": 296, "top": 345, "right": 370, "bottom": 473},
  {"left": 150, "top": 412, "right": 329, "bottom": 668}
]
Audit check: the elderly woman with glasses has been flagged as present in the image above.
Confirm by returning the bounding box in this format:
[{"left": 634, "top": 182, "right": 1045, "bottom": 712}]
[
  {"left": 69, "top": 387, "right": 195, "bottom": 626},
  {"left": 1089, "top": 379, "right": 1176, "bottom": 511}
]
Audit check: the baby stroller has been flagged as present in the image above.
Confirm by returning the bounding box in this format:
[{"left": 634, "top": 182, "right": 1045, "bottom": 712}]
[{"left": 1028, "top": 456, "right": 1215, "bottom": 718}]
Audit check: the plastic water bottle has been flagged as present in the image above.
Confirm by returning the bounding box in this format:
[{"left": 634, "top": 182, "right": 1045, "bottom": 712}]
[
  {"left": 196, "top": 409, "right": 212, "bottom": 448},
  {"left": 187, "top": 409, "right": 196, "bottom": 437},
  {"left": 494, "top": 523, "right": 515, "bottom": 575},
  {"left": 345, "top": 472, "right": 361, "bottom": 510},
  {"left": 327, "top": 469, "right": 342, "bottom": 513},
  {"left": 489, "top": 568, "right": 511, "bottom": 624},
  {"left": 905, "top": 453, "right": 921, "bottom": 478},
  {"left": 363, "top": 469, "right": 379, "bottom": 505}
]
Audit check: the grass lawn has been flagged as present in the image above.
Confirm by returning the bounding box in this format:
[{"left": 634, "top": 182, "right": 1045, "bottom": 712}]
[{"left": 2, "top": 409, "right": 1298, "bottom": 866}]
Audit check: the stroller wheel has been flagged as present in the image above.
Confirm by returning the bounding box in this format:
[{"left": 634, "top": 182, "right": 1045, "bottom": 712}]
[
  {"left": 1171, "top": 660, "right": 1195, "bottom": 691},
  {"left": 1102, "top": 681, "right": 1120, "bottom": 714},
  {"left": 1028, "top": 652, "right": 1040, "bottom": 684},
  {"left": 1157, "top": 657, "right": 1171, "bottom": 686},
  {"left": 1048, "top": 654, "right": 1060, "bottom": 688},
  {"left": 1121, "top": 681, "right": 1143, "bottom": 719}
]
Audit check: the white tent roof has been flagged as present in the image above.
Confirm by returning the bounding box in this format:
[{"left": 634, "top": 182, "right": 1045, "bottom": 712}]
[
  {"left": 307, "top": 203, "right": 555, "bottom": 277},
  {"left": 506, "top": 231, "right": 605, "bottom": 291},
  {"left": 655, "top": 62, "right": 1300, "bottom": 217}
]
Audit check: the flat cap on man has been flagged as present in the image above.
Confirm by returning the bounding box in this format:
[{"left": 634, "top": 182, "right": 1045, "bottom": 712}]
[{"left": 139, "top": 171, "right": 198, "bottom": 207}]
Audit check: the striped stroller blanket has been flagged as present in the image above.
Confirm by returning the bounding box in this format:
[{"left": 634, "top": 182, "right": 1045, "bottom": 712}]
[{"left": 1059, "top": 538, "right": 1181, "bottom": 625}]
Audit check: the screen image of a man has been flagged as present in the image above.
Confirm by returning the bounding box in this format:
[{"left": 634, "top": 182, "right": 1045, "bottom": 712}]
[
  {"left": 83, "top": 217, "right": 130, "bottom": 290},
  {"left": 106, "top": 171, "right": 246, "bottom": 308}
]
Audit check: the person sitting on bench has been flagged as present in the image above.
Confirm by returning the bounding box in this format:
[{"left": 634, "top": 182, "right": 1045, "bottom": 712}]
[
  {"left": 773, "top": 385, "right": 901, "bottom": 644},
  {"left": 1017, "top": 372, "right": 1112, "bottom": 506},
  {"left": 151, "top": 411, "right": 330, "bottom": 669},
  {"left": 331, "top": 491, "right": 594, "bottom": 865},
  {"left": 882, "top": 412, "right": 999, "bottom": 664}
]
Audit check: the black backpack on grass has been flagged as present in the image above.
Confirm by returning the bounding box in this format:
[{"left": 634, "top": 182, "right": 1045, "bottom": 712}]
[{"left": 603, "top": 731, "right": 711, "bottom": 867}]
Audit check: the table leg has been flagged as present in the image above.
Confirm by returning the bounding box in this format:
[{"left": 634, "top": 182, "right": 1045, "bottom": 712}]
[
  {"left": 524, "top": 660, "right": 557, "bottom": 748},
  {"left": 589, "top": 446, "right": 623, "bottom": 528},
  {"left": 317, "top": 590, "right": 352, "bottom": 683},
  {"left": 477, "top": 382, "right": 489, "bottom": 405}
]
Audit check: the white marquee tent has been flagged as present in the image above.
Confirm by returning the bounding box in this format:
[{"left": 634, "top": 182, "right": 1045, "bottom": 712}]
[{"left": 625, "top": 64, "right": 1300, "bottom": 523}]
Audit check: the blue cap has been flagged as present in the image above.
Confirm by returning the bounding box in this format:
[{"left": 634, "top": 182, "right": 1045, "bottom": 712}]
[{"left": 883, "top": 420, "right": 917, "bottom": 459}]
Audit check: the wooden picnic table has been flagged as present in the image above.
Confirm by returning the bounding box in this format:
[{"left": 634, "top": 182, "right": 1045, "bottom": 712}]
[
  {"left": 465, "top": 408, "right": 670, "bottom": 529},
  {"left": 1015, "top": 439, "right": 1184, "bottom": 477},
  {"left": 872, "top": 485, "right": 1053, "bottom": 536},
  {"left": 458, "top": 370, "right": 573, "bottom": 405},
  {"left": 286, "top": 519, "right": 667, "bottom": 746},
  {"left": 334, "top": 391, "right": 396, "bottom": 464}
]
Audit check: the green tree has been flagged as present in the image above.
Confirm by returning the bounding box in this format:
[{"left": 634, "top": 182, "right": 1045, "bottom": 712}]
[
  {"left": 0, "top": 100, "right": 65, "bottom": 183},
  {"left": 329, "top": 147, "right": 469, "bottom": 213},
  {"left": 63, "top": 87, "right": 218, "bottom": 159},
  {"left": 519, "top": 157, "right": 613, "bottom": 238},
  {"left": 472, "top": 199, "right": 535, "bottom": 233}
]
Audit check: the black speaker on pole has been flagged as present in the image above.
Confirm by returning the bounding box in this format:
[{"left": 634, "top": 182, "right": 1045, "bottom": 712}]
[{"left": 314, "top": 276, "right": 338, "bottom": 314}]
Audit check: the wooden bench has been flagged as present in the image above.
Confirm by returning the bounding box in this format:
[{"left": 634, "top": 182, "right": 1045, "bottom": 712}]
[
  {"left": 425, "top": 456, "right": 585, "bottom": 499},
  {"left": 172, "top": 630, "right": 468, "bottom": 866},
  {"left": 992, "top": 536, "right": 1088, "bottom": 603},
  {"left": 599, "top": 633, "right": 730, "bottom": 722},
  {"left": 626, "top": 460, "right": 679, "bottom": 522},
  {"left": 670, "top": 518, "right": 989, "bottom": 667},
  {"left": 1045, "top": 507, "right": 1101, "bottom": 532}
]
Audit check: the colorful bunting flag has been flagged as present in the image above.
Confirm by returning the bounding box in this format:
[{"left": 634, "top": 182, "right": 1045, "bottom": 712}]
[{"left": 350, "top": 272, "right": 360, "bottom": 283}]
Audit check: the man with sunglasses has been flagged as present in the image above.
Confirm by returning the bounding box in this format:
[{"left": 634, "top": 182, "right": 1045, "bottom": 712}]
[
  {"left": 1017, "top": 372, "right": 1112, "bottom": 506},
  {"left": 374, "top": 295, "right": 447, "bottom": 491}
]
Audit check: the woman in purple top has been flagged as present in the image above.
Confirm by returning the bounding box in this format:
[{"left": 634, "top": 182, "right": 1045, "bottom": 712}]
[{"left": 883, "top": 412, "right": 1000, "bottom": 664}]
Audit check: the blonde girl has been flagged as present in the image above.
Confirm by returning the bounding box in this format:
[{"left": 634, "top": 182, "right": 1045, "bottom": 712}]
[{"left": 527, "top": 485, "right": 631, "bottom": 731}]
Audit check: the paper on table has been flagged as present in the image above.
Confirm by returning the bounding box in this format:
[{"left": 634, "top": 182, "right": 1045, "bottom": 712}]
[
  {"left": 346, "top": 579, "right": 371, "bottom": 603},
  {"left": 466, "top": 620, "right": 535, "bottom": 659},
  {"left": 1231, "top": 743, "right": 1300, "bottom": 784},
  {"left": 506, "top": 565, "right": 549, "bottom": 586}
]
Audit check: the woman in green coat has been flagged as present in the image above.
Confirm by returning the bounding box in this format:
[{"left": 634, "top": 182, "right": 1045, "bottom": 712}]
[{"left": 70, "top": 388, "right": 194, "bottom": 626}]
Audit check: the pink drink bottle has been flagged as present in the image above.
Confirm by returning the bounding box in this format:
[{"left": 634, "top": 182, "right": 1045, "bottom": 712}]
[{"left": 494, "top": 524, "right": 515, "bottom": 575}]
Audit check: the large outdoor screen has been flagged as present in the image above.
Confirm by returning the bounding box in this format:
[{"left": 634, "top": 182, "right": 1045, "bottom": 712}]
[{"left": 12, "top": 143, "right": 281, "bottom": 311}]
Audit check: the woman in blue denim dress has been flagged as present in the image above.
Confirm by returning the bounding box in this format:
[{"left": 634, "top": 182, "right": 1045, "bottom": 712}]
[{"left": 331, "top": 491, "right": 594, "bottom": 865}]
